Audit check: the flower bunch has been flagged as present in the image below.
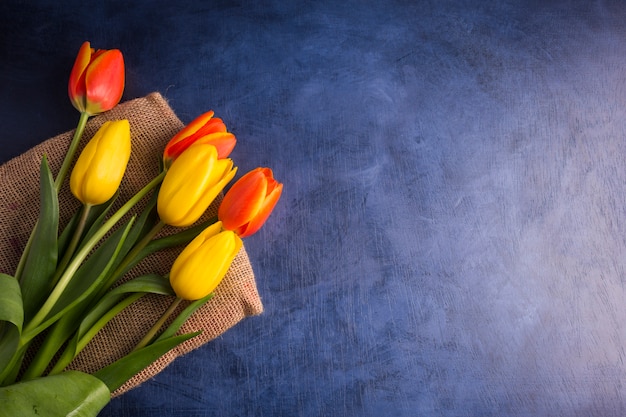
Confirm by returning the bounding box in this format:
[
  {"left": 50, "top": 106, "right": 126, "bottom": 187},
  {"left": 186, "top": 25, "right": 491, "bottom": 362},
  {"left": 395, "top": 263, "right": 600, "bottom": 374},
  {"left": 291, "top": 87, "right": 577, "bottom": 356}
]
[{"left": 0, "top": 41, "right": 282, "bottom": 416}]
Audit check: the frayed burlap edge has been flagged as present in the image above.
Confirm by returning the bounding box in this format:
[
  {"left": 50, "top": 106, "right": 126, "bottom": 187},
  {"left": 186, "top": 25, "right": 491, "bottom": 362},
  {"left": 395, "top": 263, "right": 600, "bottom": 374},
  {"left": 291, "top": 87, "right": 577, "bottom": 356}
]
[{"left": 0, "top": 93, "right": 263, "bottom": 397}]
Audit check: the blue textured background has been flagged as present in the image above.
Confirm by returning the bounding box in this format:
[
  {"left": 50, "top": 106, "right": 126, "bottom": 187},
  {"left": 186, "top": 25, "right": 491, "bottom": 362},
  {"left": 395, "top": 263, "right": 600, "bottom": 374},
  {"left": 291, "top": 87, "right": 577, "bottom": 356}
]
[{"left": 3, "top": 1, "right": 626, "bottom": 416}]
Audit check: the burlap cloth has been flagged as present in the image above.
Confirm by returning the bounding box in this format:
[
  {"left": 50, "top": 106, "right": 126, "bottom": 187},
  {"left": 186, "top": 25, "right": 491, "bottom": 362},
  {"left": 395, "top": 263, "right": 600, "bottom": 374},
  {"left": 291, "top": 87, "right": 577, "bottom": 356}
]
[{"left": 0, "top": 93, "right": 263, "bottom": 396}]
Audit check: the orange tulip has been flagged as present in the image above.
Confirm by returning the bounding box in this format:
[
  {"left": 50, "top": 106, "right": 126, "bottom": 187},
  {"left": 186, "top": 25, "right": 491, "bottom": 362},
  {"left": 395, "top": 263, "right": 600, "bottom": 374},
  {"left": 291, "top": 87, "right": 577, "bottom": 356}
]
[
  {"left": 218, "top": 167, "right": 283, "bottom": 238},
  {"left": 163, "top": 110, "right": 236, "bottom": 168},
  {"left": 68, "top": 41, "right": 125, "bottom": 115}
]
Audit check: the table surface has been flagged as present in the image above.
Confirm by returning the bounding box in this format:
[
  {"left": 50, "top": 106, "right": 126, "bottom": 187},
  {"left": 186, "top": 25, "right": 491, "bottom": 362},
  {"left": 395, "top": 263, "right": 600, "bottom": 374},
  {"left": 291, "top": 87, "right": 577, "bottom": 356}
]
[{"left": 3, "top": 1, "right": 626, "bottom": 416}]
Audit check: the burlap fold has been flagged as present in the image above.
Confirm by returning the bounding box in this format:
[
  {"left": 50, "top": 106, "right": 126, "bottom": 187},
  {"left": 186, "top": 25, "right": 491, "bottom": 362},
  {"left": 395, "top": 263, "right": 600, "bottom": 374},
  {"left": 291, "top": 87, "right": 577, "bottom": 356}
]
[{"left": 0, "top": 93, "right": 263, "bottom": 396}]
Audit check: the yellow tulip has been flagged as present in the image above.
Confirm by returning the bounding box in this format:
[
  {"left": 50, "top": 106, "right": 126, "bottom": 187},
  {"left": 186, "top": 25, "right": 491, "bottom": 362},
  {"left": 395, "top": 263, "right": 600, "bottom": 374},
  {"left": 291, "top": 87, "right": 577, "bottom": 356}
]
[
  {"left": 69, "top": 120, "right": 131, "bottom": 205},
  {"left": 157, "top": 143, "right": 237, "bottom": 227},
  {"left": 169, "top": 221, "right": 243, "bottom": 300}
]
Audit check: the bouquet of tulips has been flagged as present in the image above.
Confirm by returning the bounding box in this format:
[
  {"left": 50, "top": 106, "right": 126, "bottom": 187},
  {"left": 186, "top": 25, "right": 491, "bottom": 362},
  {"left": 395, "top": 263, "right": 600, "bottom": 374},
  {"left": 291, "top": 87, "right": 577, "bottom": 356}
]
[{"left": 0, "top": 42, "right": 282, "bottom": 416}]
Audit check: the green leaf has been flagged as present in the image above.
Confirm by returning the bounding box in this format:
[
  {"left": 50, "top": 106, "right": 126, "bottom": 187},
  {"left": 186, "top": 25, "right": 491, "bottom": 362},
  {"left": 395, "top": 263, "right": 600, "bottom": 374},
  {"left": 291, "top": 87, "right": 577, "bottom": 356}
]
[
  {"left": 19, "top": 156, "right": 59, "bottom": 322},
  {"left": 109, "top": 274, "right": 174, "bottom": 296},
  {"left": 0, "top": 327, "right": 22, "bottom": 386},
  {"left": 94, "top": 331, "right": 200, "bottom": 392},
  {"left": 0, "top": 274, "right": 23, "bottom": 383},
  {"left": 0, "top": 274, "right": 23, "bottom": 332},
  {"left": 0, "top": 370, "right": 110, "bottom": 417}
]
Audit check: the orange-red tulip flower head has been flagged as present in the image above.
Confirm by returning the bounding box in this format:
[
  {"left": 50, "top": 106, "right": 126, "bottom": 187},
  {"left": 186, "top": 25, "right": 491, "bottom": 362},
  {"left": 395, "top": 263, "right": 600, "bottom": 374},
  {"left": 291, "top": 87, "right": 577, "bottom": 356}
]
[
  {"left": 163, "top": 110, "right": 236, "bottom": 168},
  {"left": 68, "top": 41, "right": 125, "bottom": 115},
  {"left": 218, "top": 167, "right": 283, "bottom": 238}
]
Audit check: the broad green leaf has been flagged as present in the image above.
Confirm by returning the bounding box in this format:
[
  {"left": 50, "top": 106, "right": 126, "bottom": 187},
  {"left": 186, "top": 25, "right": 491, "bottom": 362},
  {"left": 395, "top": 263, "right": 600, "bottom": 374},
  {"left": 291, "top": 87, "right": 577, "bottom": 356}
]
[
  {"left": 0, "top": 274, "right": 23, "bottom": 382},
  {"left": 0, "top": 327, "right": 21, "bottom": 385},
  {"left": 0, "top": 370, "right": 110, "bottom": 417},
  {"left": 108, "top": 274, "right": 173, "bottom": 296},
  {"left": 19, "top": 310, "right": 77, "bottom": 381},
  {"left": 94, "top": 331, "right": 200, "bottom": 392},
  {"left": 19, "top": 156, "right": 59, "bottom": 321},
  {"left": 0, "top": 274, "right": 23, "bottom": 332}
]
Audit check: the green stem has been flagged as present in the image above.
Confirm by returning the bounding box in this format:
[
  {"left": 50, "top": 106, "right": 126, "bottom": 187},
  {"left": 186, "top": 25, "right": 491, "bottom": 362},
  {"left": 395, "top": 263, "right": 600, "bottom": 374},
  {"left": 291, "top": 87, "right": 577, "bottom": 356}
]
[
  {"left": 52, "top": 203, "right": 92, "bottom": 287},
  {"left": 54, "top": 111, "right": 89, "bottom": 191},
  {"left": 132, "top": 297, "right": 183, "bottom": 352},
  {"left": 22, "top": 171, "right": 167, "bottom": 339}
]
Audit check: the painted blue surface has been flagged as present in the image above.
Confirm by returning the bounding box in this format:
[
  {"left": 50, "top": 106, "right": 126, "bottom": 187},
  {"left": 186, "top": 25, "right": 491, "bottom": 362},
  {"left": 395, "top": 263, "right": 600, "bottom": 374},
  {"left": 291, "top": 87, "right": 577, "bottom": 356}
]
[{"left": 2, "top": 1, "right": 626, "bottom": 415}]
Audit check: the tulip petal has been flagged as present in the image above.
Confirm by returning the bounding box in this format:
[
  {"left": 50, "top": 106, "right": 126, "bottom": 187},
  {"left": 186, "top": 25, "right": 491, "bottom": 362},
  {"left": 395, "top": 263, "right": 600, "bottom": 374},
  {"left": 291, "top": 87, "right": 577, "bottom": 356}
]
[
  {"left": 163, "top": 111, "right": 215, "bottom": 154},
  {"left": 70, "top": 120, "right": 131, "bottom": 205},
  {"left": 84, "top": 49, "right": 125, "bottom": 115},
  {"left": 163, "top": 111, "right": 236, "bottom": 164},
  {"left": 158, "top": 144, "right": 237, "bottom": 227},
  {"left": 166, "top": 132, "right": 236, "bottom": 161},
  {"left": 68, "top": 41, "right": 93, "bottom": 112},
  {"left": 169, "top": 222, "right": 224, "bottom": 275},
  {"left": 170, "top": 230, "right": 242, "bottom": 300},
  {"left": 218, "top": 169, "right": 268, "bottom": 231},
  {"left": 238, "top": 181, "right": 283, "bottom": 238}
]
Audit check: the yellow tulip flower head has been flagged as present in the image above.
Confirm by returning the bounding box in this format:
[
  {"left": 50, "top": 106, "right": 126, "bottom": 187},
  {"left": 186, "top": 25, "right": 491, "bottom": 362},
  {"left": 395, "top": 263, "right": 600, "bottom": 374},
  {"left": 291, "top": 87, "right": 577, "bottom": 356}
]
[
  {"left": 169, "top": 221, "right": 243, "bottom": 300},
  {"left": 70, "top": 119, "right": 131, "bottom": 205},
  {"left": 157, "top": 143, "right": 237, "bottom": 227}
]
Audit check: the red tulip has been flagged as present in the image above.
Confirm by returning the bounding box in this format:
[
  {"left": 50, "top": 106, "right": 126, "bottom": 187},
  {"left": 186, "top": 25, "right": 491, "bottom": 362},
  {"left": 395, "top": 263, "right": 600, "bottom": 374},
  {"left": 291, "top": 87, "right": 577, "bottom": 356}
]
[
  {"left": 68, "top": 41, "right": 125, "bottom": 115},
  {"left": 163, "top": 110, "right": 236, "bottom": 168},
  {"left": 218, "top": 167, "right": 283, "bottom": 238}
]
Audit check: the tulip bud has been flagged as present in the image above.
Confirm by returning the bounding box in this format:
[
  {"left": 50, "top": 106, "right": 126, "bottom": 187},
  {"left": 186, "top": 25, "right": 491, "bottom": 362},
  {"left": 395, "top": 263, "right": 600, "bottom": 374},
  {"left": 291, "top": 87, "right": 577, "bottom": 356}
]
[
  {"left": 157, "top": 143, "right": 237, "bottom": 227},
  {"left": 218, "top": 167, "right": 283, "bottom": 238},
  {"left": 69, "top": 120, "right": 131, "bottom": 205},
  {"left": 163, "top": 110, "right": 236, "bottom": 168},
  {"left": 169, "top": 221, "right": 243, "bottom": 300},
  {"left": 68, "top": 41, "right": 125, "bottom": 115}
]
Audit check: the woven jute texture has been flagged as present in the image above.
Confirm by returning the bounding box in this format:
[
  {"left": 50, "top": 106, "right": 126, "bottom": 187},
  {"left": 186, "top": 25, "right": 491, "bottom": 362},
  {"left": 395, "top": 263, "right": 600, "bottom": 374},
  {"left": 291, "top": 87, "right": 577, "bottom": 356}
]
[{"left": 0, "top": 93, "right": 263, "bottom": 396}]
